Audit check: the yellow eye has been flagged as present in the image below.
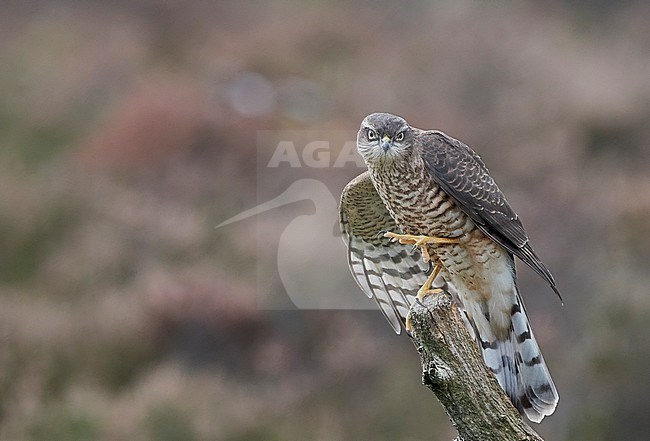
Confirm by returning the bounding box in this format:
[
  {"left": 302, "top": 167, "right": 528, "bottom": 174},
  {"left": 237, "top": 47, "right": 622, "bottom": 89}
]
[
  {"left": 366, "top": 128, "right": 378, "bottom": 140},
  {"left": 395, "top": 131, "right": 405, "bottom": 142}
]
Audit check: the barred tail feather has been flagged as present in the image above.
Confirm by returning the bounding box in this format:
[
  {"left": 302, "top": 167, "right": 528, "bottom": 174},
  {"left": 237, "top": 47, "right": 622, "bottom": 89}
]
[
  {"left": 509, "top": 293, "right": 559, "bottom": 422},
  {"left": 473, "top": 290, "right": 559, "bottom": 423}
]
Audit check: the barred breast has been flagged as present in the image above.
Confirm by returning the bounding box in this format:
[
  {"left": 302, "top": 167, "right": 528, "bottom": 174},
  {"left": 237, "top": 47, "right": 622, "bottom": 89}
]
[
  {"left": 375, "top": 160, "right": 467, "bottom": 229},
  {"left": 370, "top": 159, "right": 490, "bottom": 286},
  {"left": 369, "top": 158, "right": 516, "bottom": 337}
]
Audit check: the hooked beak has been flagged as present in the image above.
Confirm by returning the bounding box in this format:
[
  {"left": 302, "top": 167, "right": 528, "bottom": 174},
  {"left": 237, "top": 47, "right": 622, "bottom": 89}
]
[{"left": 380, "top": 135, "right": 392, "bottom": 152}]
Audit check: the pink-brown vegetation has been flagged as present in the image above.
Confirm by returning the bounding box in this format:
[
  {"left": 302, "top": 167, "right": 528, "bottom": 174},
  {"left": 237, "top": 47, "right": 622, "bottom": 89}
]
[{"left": 0, "top": 1, "right": 649, "bottom": 440}]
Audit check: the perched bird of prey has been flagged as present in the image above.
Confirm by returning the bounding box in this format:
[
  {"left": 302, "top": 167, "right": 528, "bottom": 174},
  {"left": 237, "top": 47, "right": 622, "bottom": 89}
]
[{"left": 339, "top": 112, "right": 560, "bottom": 423}]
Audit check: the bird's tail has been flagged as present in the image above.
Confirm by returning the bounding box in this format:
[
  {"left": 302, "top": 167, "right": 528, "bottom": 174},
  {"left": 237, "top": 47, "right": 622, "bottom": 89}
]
[{"left": 463, "top": 289, "right": 559, "bottom": 423}]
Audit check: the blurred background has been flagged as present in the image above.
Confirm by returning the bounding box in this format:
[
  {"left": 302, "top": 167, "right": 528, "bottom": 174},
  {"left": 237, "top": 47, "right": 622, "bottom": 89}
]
[{"left": 1, "top": 1, "right": 649, "bottom": 440}]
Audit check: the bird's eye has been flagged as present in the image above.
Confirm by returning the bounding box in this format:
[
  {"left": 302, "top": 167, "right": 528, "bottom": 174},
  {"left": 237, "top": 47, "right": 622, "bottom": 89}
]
[
  {"left": 366, "top": 128, "right": 378, "bottom": 141},
  {"left": 395, "top": 131, "right": 405, "bottom": 142}
]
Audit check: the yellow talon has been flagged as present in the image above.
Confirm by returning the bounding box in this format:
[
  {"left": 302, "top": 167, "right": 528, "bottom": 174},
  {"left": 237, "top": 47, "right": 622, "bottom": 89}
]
[
  {"left": 406, "top": 264, "right": 444, "bottom": 333},
  {"left": 383, "top": 232, "right": 459, "bottom": 262},
  {"left": 417, "top": 264, "right": 442, "bottom": 301},
  {"left": 383, "top": 231, "right": 459, "bottom": 246},
  {"left": 384, "top": 232, "right": 456, "bottom": 333}
]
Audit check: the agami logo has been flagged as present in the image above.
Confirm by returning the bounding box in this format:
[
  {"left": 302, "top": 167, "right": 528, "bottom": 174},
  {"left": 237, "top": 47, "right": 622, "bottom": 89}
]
[{"left": 217, "top": 130, "right": 374, "bottom": 311}]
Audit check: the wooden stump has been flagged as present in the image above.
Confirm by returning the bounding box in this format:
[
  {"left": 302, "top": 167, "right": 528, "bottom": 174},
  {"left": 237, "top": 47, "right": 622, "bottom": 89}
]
[{"left": 408, "top": 292, "right": 544, "bottom": 441}]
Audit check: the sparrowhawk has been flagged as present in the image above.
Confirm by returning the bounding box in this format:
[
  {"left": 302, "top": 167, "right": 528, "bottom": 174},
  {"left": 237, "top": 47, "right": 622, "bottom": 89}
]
[{"left": 339, "top": 112, "right": 560, "bottom": 423}]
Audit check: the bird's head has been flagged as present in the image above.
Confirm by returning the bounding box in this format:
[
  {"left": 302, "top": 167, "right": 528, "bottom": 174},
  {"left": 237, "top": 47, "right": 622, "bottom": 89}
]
[{"left": 357, "top": 112, "right": 415, "bottom": 166}]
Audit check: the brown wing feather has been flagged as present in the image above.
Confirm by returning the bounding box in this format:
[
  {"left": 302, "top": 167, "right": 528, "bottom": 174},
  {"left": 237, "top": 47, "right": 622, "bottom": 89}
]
[
  {"left": 339, "top": 171, "right": 431, "bottom": 333},
  {"left": 419, "top": 131, "right": 561, "bottom": 300}
]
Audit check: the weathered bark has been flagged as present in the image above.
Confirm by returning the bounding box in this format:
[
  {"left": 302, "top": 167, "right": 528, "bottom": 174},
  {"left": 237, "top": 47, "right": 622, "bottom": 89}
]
[{"left": 408, "top": 291, "right": 544, "bottom": 441}]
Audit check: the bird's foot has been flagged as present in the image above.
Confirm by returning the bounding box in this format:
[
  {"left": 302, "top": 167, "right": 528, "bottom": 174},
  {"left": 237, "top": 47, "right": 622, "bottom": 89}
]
[
  {"left": 416, "top": 287, "right": 444, "bottom": 302},
  {"left": 417, "top": 262, "right": 443, "bottom": 302},
  {"left": 404, "top": 263, "right": 443, "bottom": 333},
  {"left": 383, "top": 231, "right": 459, "bottom": 246},
  {"left": 406, "top": 287, "right": 444, "bottom": 333},
  {"left": 383, "top": 232, "right": 458, "bottom": 262}
]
